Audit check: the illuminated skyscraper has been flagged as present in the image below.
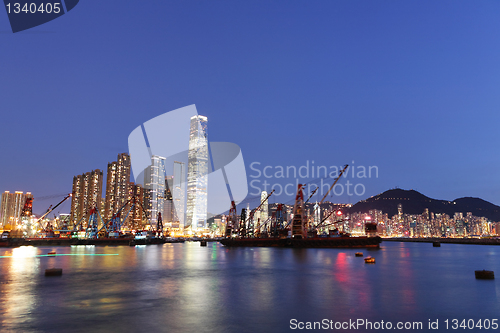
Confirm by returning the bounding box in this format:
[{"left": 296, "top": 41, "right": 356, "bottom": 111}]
[
  {"left": 0, "top": 191, "right": 33, "bottom": 228},
  {"left": 186, "top": 115, "right": 208, "bottom": 230},
  {"left": 173, "top": 161, "right": 186, "bottom": 229},
  {"left": 314, "top": 202, "right": 320, "bottom": 226},
  {"left": 144, "top": 155, "right": 166, "bottom": 228},
  {"left": 104, "top": 153, "right": 131, "bottom": 222},
  {"left": 164, "top": 175, "right": 174, "bottom": 228},
  {"left": 260, "top": 191, "right": 269, "bottom": 222},
  {"left": 70, "top": 170, "right": 103, "bottom": 227},
  {"left": 128, "top": 182, "right": 144, "bottom": 230}
]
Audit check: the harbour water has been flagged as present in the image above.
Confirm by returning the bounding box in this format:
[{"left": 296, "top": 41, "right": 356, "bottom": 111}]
[{"left": 1, "top": 242, "right": 499, "bottom": 332}]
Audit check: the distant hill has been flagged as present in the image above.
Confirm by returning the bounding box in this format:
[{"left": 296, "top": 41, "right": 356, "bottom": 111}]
[{"left": 348, "top": 189, "right": 500, "bottom": 221}]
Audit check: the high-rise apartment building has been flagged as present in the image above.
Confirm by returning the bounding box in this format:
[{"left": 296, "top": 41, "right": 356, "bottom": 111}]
[
  {"left": 186, "top": 115, "right": 208, "bottom": 230},
  {"left": 104, "top": 153, "right": 131, "bottom": 223},
  {"left": 70, "top": 170, "right": 103, "bottom": 227},
  {"left": 0, "top": 191, "right": 33, "bottom": 228},
  {"left": 173, "top": 161, "right": 186, "bottom": 229},
  {"left": 144, "top": 155, "right": 166, "bottom": 228},
  {"left": 128, "top": 182, "right": 144, "bottom": 230}
]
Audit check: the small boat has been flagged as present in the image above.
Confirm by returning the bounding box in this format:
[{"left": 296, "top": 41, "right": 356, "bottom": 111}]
[
  {"left": 47, "top": 251, "right": 56, "bottom": 256},
  {"left": 364, "top": 256, "right": 376, "bottom": 263},
  {"left": 475, "top": 270, "right": 494, "bottom": 280},
  {"left": 355, "top": 252, "right": 363, "bottom": 257},
  {"left": 45, "top": 268, "right": 62, "bottom": 276}
]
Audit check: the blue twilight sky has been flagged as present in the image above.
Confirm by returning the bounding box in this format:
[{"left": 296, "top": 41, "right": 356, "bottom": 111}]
[{"left": 1, "top": 1, "right": 500, "bottom": 214}]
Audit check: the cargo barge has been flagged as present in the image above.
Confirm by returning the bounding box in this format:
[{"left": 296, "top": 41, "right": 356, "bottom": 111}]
[
  {"left": 221, "top": 178, "right": 382, "bottom": 249},
  {"left": 220, "top": 236, "right": 382, "bottom": 248}
]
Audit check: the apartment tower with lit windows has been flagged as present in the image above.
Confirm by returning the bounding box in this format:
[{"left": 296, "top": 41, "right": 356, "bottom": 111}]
[
  {"left": 104, "top": 153, "right": 131, "bottom": 223},
  {"left": 0, "top": 191, "right": 33, "bottom": 228},
  {"left": 70, "top": 170, "right": 103, "bottom": 227}
]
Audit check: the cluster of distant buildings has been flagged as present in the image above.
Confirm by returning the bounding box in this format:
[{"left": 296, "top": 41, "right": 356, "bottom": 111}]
[
  {"left": 1, "top": 112, "right": 499, "bottom": 239},
  {"left": 0, "top": 191, "right": 33, "bottom": 228},
  {"left": 349, "top": 204, "right": 499, "bottom": 238},
  {"left": 208, "top": 201, "right": 499, "bottom": 238},
  {"left": 69, "top": 115, "right": 209, "bottom": 236},
  {"left": 0, "top": 115, "right": 210, "bottom": 237}
]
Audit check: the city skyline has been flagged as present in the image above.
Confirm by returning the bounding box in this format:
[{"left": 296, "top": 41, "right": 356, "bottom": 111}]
[
  {"left": 3, "top": 1, "right": 500, "bottom": 214},
  {"left": 2, "top": 3, "right": 500, "bottom": 331},
  {"left": 3, "top": 153, "right": 500, "bottom": 224}
]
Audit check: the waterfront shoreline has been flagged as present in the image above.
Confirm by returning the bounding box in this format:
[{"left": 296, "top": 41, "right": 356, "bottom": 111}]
[
  {"left": 3, "top": 237, "right": 500, "bottom": 248},
  {"left": 0, "top": 237, "right": 185, "bottom": 247},
  {"left": 382, "top": 237, "right": 500, "bottom": 246}
]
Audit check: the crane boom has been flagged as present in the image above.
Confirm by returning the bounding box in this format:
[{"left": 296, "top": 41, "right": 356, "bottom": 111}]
[
  {"left": 241, "top": 189, "right": 275, "bottom": 227},
  {"left": 314, "top": 209, "right": 343, "bottom": 230},
  {"left": 36, "top": 194, "right": 72, "bottom": 228},
  {"left": 319, "top": 164, "right": 349, "bottom": 205},
  {"left": 252, "top": 189, "right": 275, "bottom": 216},
  {"left": 304, "top": 187, "right": 318, "bottom": 204}
]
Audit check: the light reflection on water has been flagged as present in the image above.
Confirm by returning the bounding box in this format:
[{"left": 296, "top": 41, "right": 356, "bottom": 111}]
[{"left": 0, "top": 242, "right": 499, "bottom": 332}]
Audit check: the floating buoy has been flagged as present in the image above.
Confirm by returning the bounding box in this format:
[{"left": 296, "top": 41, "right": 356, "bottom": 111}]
[
  {"left": 355, "top": 252, "right": 363, "bottom": 257},
  {"left": 364, "top": 256, "right": 375, "bottom": 263},
  {"left": 45, "top": 268, "right": 63, "bottom": 276},
  {"left": 48, "top": 251, "right": 56, "bottom": 256},
  {"left": 475, "top": 270, "right": 494, "bottom": 280},
  {"left": 200, "top": 240, "right": 207, "bottom": 247},
  {"left": 433, "top": 242, "right": 441, "bottom": 247}
]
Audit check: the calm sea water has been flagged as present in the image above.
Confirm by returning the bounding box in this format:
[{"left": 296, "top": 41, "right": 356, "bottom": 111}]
[{"left": 0, "top": 241, "right": 499, "bottom": 333}]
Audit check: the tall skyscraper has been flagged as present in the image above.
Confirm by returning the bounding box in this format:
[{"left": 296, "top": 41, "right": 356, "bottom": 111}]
[
  {"left": 173, "top": 161, "right": 186, "bottom": 229},
  {"left": 70, "top": 170, "right": 103, "bottom": 227},
  {"left": 164, "top": 175, "right": 174, "bottom": 228},
  {"left": 0, "top": 191, "right": 33, "bottom": 228},
  {"left": 144, "top": 155, "right": 166, "bottom": 228},
  {"left": 260, "top": 191, "right": 269, "bottom": 222},
  {"left": 104, "top": 153, "right": 131, "bottom": 223},
  {"left": 314, "top": 202, "right": 320, "bottom": 226},
  {"left": 186, "top": 115, "right": 208, "bottom": 230}
]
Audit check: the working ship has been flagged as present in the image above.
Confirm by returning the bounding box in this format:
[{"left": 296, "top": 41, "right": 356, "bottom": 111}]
[
  {"left": 1, "top": 193, "right": 171, "bottom": 247},
  {"left": 220, "top": 165, "right": 382, "bottom": 249},
  {"left": 220, "top": 235, "right": 381, "bottom": 248}
]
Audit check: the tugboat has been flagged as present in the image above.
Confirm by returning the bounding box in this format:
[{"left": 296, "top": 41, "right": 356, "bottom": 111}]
[{"left": 0, "top": 231, "right": 9, "bottom": 247}]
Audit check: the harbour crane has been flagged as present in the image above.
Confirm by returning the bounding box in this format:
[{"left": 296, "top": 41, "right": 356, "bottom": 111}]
[
  {"left": 318, "top": 164, "right": 349, "bottom": 205},
  {"left": 36, "top": 194, "right": 72, "bottom": 231},
  {"left": 225, "top": 201, "right": 238, "bottom": 237},
  {"left": 304, "top": 187, "right": 318, "bottom": 204},
  {"left": 285, "top": 164, "right": 349, "bottom": 235},
  {"left": 237, "top": 189, "right": 275, "bottom": 237}
]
